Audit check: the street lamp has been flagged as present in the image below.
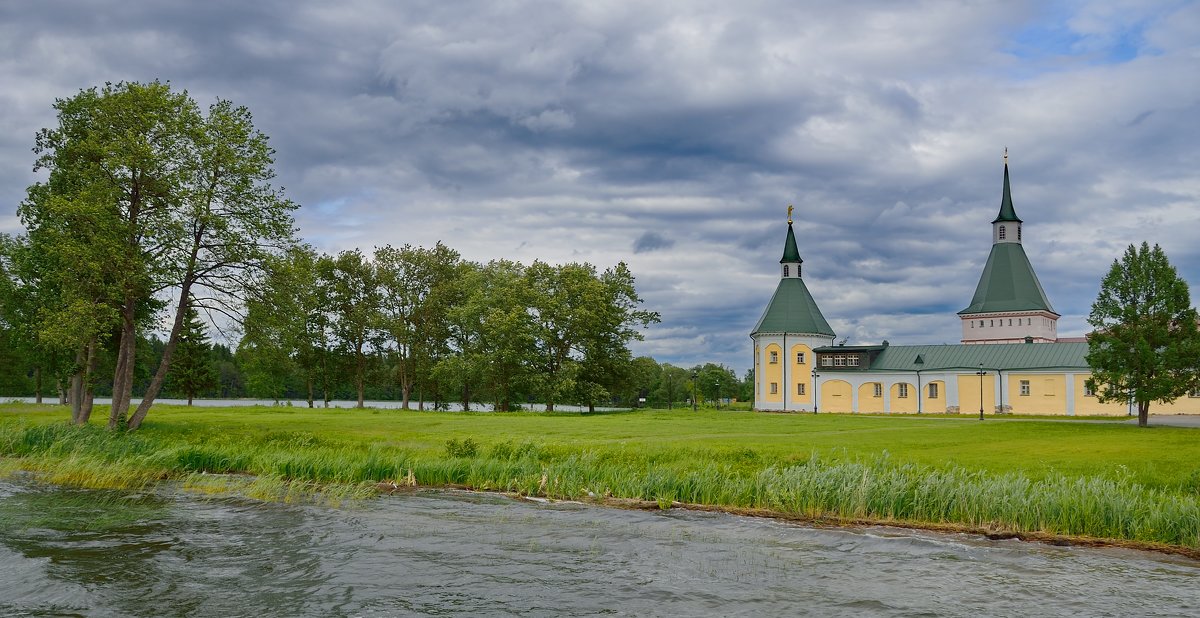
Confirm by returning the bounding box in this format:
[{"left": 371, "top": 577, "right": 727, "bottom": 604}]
[
  {"left": 811, "top": 367, "right": 820, "bottom": 415},
  {"left": 975, "top": 363, "right": 987, "bottom": 421},
  {"left": 691, "top": 372, "right": 698, "bottom": 412}
]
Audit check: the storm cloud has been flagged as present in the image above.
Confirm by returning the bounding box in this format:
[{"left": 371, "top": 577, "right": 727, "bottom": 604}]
[{"left": 1, "top": 0, "right": 1198, "bottom": 373}]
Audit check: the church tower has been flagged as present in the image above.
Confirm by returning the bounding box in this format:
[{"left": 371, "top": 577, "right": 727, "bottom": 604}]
[
  {"left": 958, "top": 152, "right": 1059, "bottom": 343},
  {"left": 751, "top": 207, "right": 836, "bottom": 411}
]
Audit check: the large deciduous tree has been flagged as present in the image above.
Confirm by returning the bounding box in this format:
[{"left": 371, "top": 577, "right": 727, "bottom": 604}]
[
  {"left": 1086, "top": 242, "right": 1200, "bottom": 427},
  {"left": 24, "top": 81, "right": 296, "bottom": 429}
]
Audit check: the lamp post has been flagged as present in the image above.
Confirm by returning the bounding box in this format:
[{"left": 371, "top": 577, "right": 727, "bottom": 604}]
[
  {"left": 691, "top": 372, "right": 698, "bottom": 412},
  {"left": 811, "top": 367, "right": 820, "bottom": 415},
  {"left": 975, "top": 363, "right": 987, "bottom": 421}
]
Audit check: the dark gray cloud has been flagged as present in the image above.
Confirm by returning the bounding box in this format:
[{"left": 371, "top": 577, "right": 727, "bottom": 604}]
[
  {"left": 633, "top": 232, "right": 675, "bottom": 254},
  {"left": 2, "top": 0, "right": 1198, "bottom": 374}
]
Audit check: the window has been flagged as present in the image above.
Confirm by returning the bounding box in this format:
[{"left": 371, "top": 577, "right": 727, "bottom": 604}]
[
  {"left": 1084, "top": 383, "right": 1095, "bottom": 397},
  {"left": 848, "top": 355, "right": 860, "bottom": 367},
  {"left": 1020, "top": 380, "right": 1031, "bottom": 396},
  {"left": 898, "top": 384, "right": 909, "bottom": 398},
  {"left": 971, "top": 321, "right": 974, "bottom": 328},
  {"left": 821, "top": 356, "right": 833, "bottom": 367},
  {"left": 980, "top": 320, "right": 984, "bottom": 327},
  {"left": 783, "top": 265, "right": 789, "bottom": 277},
  {"left": 769, "top": 351, "right": 778, "bottom": 364},
  {"left": 1189, "top": 388, "right": 1200, "bottom": 398},
  {"left": 990, "top": 319, "right": 994, "bottom": 327},
  {"left": 873, "top": 383, "right": 882, "bottom": 398},
  {"left": 770, "top": 382, "right": 778, "bottom": 394},
  {"left": 796, "top": 352, "right": 805, "bottom": 364},
  {"left": 797, "top": 383, "right": 805, "bottom": 396},
  {"left": 834, "top": 355, "right": 846, "bottom": 367},
  {"left": 1008, "top": 319, "right": 1012, "bottom": 326},
  {"left": 999, "top": 225, "right": 1006, "bottom": 240},
  {"left": 1018, "top": 227, "right": 1022, "bottom": 241},
  {"left": 928, "top": 383, "right": 939, "bottom": 399}
]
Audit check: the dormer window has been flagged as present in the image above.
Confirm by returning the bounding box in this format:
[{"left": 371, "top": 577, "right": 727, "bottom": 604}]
[{"left": 999, "top": 225, "right": 1006, "bottom": 240}]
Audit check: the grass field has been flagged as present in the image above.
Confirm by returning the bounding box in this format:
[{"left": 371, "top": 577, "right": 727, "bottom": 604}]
[{"left": 3, "top": 402, "right": 1200, "bottom": 549}]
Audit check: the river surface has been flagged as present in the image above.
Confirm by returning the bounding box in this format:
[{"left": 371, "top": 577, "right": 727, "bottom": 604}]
[
  {"left": 3, "top": 397, "right": 619, "bottom": 413},
  {"left": 1, "top": 480, "right": 1197, "bottom": 617}
]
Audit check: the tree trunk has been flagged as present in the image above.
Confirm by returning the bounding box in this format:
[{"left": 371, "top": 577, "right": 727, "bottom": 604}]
[
  {"left": 356, "top": 348, "right": 365, "bottom": 408},
  {"left": 56, "top": 379, "right": 65, "bottom": 405},
  {"left": 79, "top": 339, "right": 98, "bottom": 424},
  {"left": 307, "top": 376, "right": 314, "bottom": 408},
  {"left": 128, "top": 282, "right": 195, "bottom": 430},
  {"left": 187, "top": 394, "right": 193, "bottom": 406},
  {"left": 1138, "top": 400, "right": 1150, "bottom": 427},
  {"left": 69, "top": 346, "right": 85, "bottom": 424},
  {"left": 34, "top": 367, "right": 42, "bottom": 404},
  {"left": 109, "top": 301, "right": 137, "bottom": 428}
]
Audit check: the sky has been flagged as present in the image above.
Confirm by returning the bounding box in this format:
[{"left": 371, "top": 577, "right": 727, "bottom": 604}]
[{"left": 1, "top": 1, "right": 1198, "bottom": 374}]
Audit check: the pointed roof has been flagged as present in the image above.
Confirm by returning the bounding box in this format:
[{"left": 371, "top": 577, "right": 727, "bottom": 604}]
[
  {"left": 780, "top": 223, "right": 802, "bottom": 263},
  {"left": 992, "top": 162, "right": 1022, "bottom": 223},
  {"left": 958, "top": 243, "right": 1057, "bottom": 315},
  {"left": 751, "top": 277, "right": 835, "bottom": 336}
]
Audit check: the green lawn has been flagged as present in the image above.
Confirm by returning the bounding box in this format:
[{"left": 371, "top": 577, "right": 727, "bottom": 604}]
[{"left": 3, "top": 402, "right": 1195, "bottom": 490}]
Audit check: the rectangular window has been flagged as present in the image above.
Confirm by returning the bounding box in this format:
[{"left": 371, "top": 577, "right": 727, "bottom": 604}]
[
  {"left": 1189, "top": 388, "right": 1200, "bottom": 398},
  {"left": 796, "top": 352, "right": 805, "bottom": 364},
  {"left": 848, "top": 355, "right": 860, "bottom": 367},
  {"left": 797, "top": 383, "right": 805, "bottom": 396},
  {"left": 1008, "top": 319, "right": 1012, "bottom": 326},
  {"left": 770, "top": 382, "right": 778, "bottom": 394},
  {"left": 898, "top": 384, "right": 909, "bottom": 398},
  {"left": 873, "top": 383, "right": 882, "bottom": 398},
  {"left": 980, "top": 320, "right": 984, "bottom": 327},
  {"left": 1020, "top": 380, "right": 1031, "bottom": 396},
  {"left": 834, "top": 355, "right": 846, "bottom": 367},
  {"left": 821, "top": 356, "right": 832, "bottom": 367},
  {"left": 769, "top": 351, "right": 778, "bottom": 364},
  {"left": 1084, "top": 383, "right": 1095, "bottom": 397},
  {"left": 928, "top": 383, "right": 939, "bottom": 399}
]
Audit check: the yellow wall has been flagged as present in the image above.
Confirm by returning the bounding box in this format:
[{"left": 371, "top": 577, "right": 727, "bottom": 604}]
[
  {"left": 858, "top": 382, "right": 885, "bottom": 413},
  {"left": 821, "top": 379, "right": 853, "bottom": 412},
  {"left": 1009, "top": 373, "right": 1066, "bottom": 415},
  {"left": 790, "top": 344, "right": 813, "bottom": 405},
  {"left": 890, "top": 382, "right": 917, "bottom": 413},
  {"left": 924, "top": 380, "right": 946, "bottom": 413},
  {"left": 762, "top": 344, "right": 782, "bottom": 403},
  {"left": 1073, "top": 375, "right": 1129, "bottom": 416},
  {"left": 957, "top": 374, "right": 995, "bottom": 415}
]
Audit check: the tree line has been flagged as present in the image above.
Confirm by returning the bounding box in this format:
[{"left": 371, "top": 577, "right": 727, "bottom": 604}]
[{"left": 0, "top": 80, "right": 705, "bottom": 428}]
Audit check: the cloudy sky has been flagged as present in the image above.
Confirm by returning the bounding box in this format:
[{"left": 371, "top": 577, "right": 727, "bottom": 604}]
[{"left": 1, "top": 1, "right": 1198, "bottom": 374}]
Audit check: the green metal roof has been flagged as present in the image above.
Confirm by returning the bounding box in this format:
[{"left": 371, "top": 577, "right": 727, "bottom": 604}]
[
  {"left": 867, "top": 342, "right": 1088, "bottom": 372},
  {"left": 780, "top": 223, "right": 802, "bottom": 263},
  {"left": 750, "top": 277, "right": 835, "bottom": 336},
  {"left": 992, "top": 163, "right": 1022, "bottom": 223},
  {"left": 958, "top": 242, "right": 1057, "bottom": 315}
]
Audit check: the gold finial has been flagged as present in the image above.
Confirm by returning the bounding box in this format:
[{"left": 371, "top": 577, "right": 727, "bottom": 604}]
[
  {"left": 1003, "top": 147, "right": 1008, "bottom": 165},
  {"left": 787, "top": 204, "right": 794, "bottom": 225}
]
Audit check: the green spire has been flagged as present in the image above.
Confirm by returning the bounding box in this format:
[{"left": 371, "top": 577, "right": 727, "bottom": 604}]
[
  {"left": 780, "top": 223, "right": 802, "bottom": 264},
  {"left": 750, "top": 278, "right": 835, "bottom": 336},
  {"left": 992, "top": 152, "right": 1022, "bottom": 223},
  {"left": 958, "top": 243, "right": 1056, "bottom": 315}
]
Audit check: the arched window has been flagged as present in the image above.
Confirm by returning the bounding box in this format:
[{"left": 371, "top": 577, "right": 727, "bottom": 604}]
[
  {"left": 783, "top": 265, "right": 789, "bottom": 277},
  {"left": 1018, "top": 226, "right": 1022, "bottom": 241},
  {"left": 999, "top": 225, "right": 1007, "bottom": 240}
]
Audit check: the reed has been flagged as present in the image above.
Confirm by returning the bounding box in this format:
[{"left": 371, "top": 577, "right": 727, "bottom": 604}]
[{"left": 2, "top": 418, "right": 1199, "bottom": 548}]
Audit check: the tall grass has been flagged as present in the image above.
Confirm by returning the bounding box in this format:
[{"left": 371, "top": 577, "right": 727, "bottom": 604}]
[{"left": 2, "top": 420, "right": 1198, "bottom": 548}]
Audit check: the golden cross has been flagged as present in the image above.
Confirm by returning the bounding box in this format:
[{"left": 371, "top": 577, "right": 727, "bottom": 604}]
[{"left": 787, "top": 204, "right": 794, "bottom": 224}]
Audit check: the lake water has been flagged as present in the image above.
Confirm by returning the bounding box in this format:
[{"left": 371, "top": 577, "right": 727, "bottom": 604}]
[
  {"left": 1, "top": 479, "right": 1197, "bottom": 617},
  {"left": 3, "top": 397, "right": 621, "bottom": 413}
]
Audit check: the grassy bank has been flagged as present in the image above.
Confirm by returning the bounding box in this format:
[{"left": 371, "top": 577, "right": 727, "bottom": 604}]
[{"left": 3, "top": 403, "right": 1200, "bottom": 551}]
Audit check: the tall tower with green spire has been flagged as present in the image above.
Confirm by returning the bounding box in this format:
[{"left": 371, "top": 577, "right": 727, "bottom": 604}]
[
  {"left": 958, "top": 151, "right": 1060, "bottom": 343},
  {"left": 751, "top": 206, "right": 835, "bottom": 411}
]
